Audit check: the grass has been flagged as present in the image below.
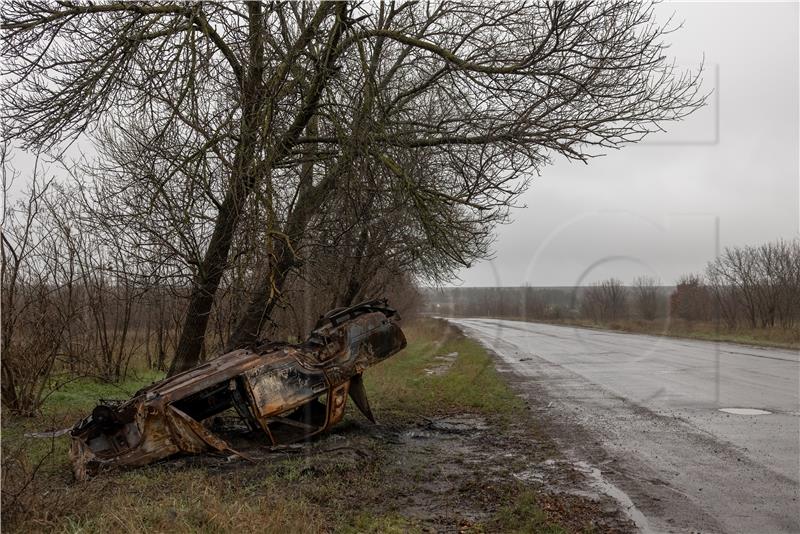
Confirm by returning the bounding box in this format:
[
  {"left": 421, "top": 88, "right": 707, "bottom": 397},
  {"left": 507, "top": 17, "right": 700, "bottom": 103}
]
[
  {"left": 340, "top": 513, "right": 421, "bottom": 534},
  {"left": 1, "top": 319, "right": 574, "bottom": 534},
  {"left": 57, "top": 468, "right": 329, "bottom": 533},
  {"left": 45, "top": 369, "right": 164, "bottom": 409},
  {"left": 491, "top": 488, "right": 568, "bottom": 534},
  {"left": 366, "top": 319, "right": 525, "bottom": 420}
]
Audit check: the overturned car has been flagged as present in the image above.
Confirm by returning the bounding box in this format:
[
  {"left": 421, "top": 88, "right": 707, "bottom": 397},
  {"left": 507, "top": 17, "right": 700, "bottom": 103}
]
[{"left": 69, "top": 299, "right": 406, "bottom": 480}]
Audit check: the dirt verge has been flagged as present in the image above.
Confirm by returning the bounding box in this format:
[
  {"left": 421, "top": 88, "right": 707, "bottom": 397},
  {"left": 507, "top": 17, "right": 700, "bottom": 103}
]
[{"left": 159, "top": 408, "right": 637, "bottom": 533}]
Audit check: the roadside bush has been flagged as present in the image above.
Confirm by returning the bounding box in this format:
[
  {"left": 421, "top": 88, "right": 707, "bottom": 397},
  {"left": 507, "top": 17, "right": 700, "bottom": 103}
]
[
  {"left": 670, "top": 275, "right": 711, "bottom": 322},
  {"left": 706, "top": 239, "right": 800, "bottom": 329},
  {"left": 580, "top": 278, "right": 628, "bottom": 322}
]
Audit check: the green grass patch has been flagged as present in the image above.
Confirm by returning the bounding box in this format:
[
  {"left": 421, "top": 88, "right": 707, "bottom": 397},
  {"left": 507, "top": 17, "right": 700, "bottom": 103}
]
[
  {"left": 366, "top": 319, "right": 525, "bottom": 421},
  {"left": 41, "top": 369, "right": 165, "bottom": 416}
]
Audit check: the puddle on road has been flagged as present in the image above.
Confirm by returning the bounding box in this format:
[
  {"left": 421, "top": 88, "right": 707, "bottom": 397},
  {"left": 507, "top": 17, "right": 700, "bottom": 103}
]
[{"left": 718, "top": 408, "right": 772, "bottom": 415}]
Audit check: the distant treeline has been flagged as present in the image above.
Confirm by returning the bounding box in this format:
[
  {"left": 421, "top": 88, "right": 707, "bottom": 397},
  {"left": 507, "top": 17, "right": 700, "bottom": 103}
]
[
  {"left": 424, "top": 284, "right": 673, "bottom": 321},
  {"left": 424, "top": 239, "right": 800, "bottom": 330}
]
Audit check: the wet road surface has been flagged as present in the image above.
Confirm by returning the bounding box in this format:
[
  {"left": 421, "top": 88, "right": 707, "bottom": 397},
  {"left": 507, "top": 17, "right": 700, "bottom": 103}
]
[{"left": 449, "top": 318, "right": 800, "bottom": 533}]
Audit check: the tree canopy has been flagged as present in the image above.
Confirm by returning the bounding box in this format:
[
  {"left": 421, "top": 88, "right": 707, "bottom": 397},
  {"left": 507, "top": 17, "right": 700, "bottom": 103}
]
[{"left": 1, "top": 1, "right": 706, "bottom": 373}]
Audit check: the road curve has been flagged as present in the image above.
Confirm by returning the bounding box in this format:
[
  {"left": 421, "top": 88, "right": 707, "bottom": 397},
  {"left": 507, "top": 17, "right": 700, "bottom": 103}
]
[{"left": 448, "top": 318, "right": 800, "bottom": 534}]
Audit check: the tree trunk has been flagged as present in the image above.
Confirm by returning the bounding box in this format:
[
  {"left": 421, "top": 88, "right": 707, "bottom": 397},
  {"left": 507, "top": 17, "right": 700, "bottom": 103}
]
[
  {"left": 168, "top": 1, "right": 266, "bottom": 376},
  {"left": 226, "top": 159, "right": 338, "bottom": 349},
  {"left": 338, "top": 225, "right": 370, "bottom": 308},
  {"left": 225, "top": 4, "right": 350, "bottom": 350},
  {"left": 169, "top": 2, "right": 342, "bottom": 374}
]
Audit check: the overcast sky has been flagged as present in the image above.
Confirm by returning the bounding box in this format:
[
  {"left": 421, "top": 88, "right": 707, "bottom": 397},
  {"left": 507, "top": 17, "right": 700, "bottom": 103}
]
[
  {"left": 5, "top": 3, "right": 797, "bottom": 290},
  {"left": 454, "top": 1, "right": 799, "bottom": 288}
]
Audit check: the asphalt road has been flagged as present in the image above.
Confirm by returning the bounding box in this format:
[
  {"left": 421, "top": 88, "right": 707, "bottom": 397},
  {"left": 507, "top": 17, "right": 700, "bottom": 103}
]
[{"left": 448, "top": 318, "right": 800, "bottom": 534}]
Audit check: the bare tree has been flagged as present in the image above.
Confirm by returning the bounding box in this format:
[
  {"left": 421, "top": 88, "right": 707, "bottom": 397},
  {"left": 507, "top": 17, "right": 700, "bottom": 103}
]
[
  {"left": 706, "top": 239, "right": 800, "bottom": 330},
  {"left": 632, "top": 276, "right": 660, "bottom": 320},
  {"left": 706, "top": 266, "right": 741, "bottom": 329},
  {"left": 707, "top": 247, "right": 759, "bottom": 328},
  {"left": 751, "top": 240, "right": 800, "bottom": 328},
  {"left": 1, "top": 148, "right": 65, "bottom": 414},
  {"left": 768, "top": 240, "right": 800, "bottom": 329},
  {"left": 670, "top": 274, "right": 711, "bottom": 322},
  {"left": 2, "top": 1, "right": 706, "bottom": 375},
  {"left": 581, "top": 278, "right": 628, "bottom": 322},
  {"left": 223, "top": 1, "right": 707, "bottom": 355}
]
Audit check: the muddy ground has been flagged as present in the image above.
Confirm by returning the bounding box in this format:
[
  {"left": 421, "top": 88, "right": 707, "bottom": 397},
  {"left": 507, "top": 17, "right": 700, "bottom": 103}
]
[{"left": 164, "top": 409, "right": 637, "bottom": 533}]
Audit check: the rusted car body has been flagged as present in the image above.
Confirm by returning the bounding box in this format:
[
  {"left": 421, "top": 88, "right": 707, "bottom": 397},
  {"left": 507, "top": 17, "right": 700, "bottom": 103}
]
[{"left": 69, "top": 300, "right": 406, "bottom": 480}]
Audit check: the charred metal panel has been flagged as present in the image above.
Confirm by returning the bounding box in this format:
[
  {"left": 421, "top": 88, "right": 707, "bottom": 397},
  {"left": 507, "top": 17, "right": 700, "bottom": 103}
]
[
  {"left": 326, "top": 382, "right": 349, "bottom": 427},
  {"left": 69, "top": 299, "right": 406, "bottom": 480},
  {"left": 244, "top": 361, "right": 328, "bottom": 417}
]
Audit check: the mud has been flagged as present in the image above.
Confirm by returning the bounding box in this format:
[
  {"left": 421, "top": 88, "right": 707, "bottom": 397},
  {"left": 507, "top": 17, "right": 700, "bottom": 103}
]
[{"left": 155, "top": 411, "right": 635, "bottom": 533}]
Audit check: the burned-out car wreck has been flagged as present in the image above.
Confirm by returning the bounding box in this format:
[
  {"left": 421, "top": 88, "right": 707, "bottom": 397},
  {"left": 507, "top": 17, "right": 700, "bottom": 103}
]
[{"left": 69, "top": 300, "right": 406, "bottom": 480}]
